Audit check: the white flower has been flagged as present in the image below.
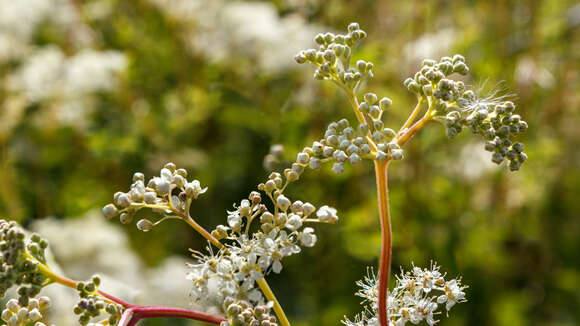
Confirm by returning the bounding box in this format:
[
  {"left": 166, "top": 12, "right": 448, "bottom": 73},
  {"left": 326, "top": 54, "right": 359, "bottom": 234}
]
[
  {"left": 300, "top": 227, "right": 317, "bottom": 247},
  {"left": 285, "top": 214, "right": 303, "bottom": 231},
  {"left": 185, "top": 180, "right": 208, "bottom": 199},
  {"left": 344, "top": 263, "right": 467, "bottom": 326},
  {"left": 316, "top": 205, "right": 338, "bottom": 223}
]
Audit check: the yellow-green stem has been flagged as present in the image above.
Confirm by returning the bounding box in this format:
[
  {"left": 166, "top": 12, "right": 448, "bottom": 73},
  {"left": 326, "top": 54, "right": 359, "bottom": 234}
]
[
  {"left": 400, "top": 98, "right": 425, "bottom": 133},
  {"left": 256, "top": 278, "right": 291, "bottom": 326},
  {"left": 183, "top": 217, "right": 223, "bottom": 249}
]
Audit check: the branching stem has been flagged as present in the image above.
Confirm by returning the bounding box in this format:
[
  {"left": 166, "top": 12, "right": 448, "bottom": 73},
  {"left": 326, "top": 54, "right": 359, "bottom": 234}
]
[{"left": 118, "top": 306, "right": 226, "bottom": 326}]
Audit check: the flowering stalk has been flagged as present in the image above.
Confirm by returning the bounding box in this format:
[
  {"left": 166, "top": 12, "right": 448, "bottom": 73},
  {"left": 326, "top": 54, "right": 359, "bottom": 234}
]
[
  {"left": 374, "top": 161, "right": 391, "bottom": 326},
  {"left": 29, "top": 253, "right": 132, "bottom": 308}
]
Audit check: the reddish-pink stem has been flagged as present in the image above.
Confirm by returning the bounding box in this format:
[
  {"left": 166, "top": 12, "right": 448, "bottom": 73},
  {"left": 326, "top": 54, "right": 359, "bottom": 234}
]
[
  {"left": 375, "top": 161, "right": 392, "bottom": 326},
  {"left": 97, "top": 290, "right": 134, "bottom": 308},
  {"left": 118, "top": 306, "right": 226, "bottom": 326}
]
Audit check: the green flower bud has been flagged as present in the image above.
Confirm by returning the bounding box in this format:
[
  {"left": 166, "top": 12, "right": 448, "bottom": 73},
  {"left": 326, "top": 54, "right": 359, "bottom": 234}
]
[
  {"left": 359, "top": 102, "right": 370, "bottom": 114},
  {"left": 391, "top": 149, "right": 404, "bottom": 160},
  {"left": 353, "top": 137, "right": 365, "bottom": 146},
  {"left": 491, "top": 152, "right": 505, "bottom": 164},
  {"left": 375, "top": 151, "right": 388, "bottom": 162},
  {"left": 369, "top": 105, "right": 381, "bottom": 119},
  {"left": 332, "top": 163, "right": 345, "bottom": 174},
  {"left": 453, "top": 62, "right": 469, "bottom": 75},
  {"left": 314, "top": 34, "right": 325, "bottom": 45},
  {"left": 322, "top": 146, "right": 334, "bottom": 157},
  {"left": 347, "top": 144, "right": 359, "bottom": 155},
  {"left": 364, "top": 93, "right": 378, "bottom": 105},
  {"left": 349, "top": 153, "right": 361, "bottom": 164},
  {"left": 379, "top": 97, "right": 392, "bottom": 109},
  {"left": 338, "top": 118, "right": 350, "bottom": 129},
  {"left": 296, "top": 152, "right": 309, "bottom": 164},
  {"left": 348, "top": 22, "right": 360, "bottom": 32},
  {"left": 360, "top": 144, "right": 371, "bottom": 155},
  {"left": 382, "top": 128, "right": 396, "bottom": 139},
  {"left": 119, "top": 213, "right": 132, "bottom": 225},
  {"left": 452, "top": 54, "right": 465, "bottom": 63},
  {"left": 339, "top": 139, "right": 351, "bottom": 150},
  {"left": 334, "top": 150, "right": 348, "bottom": 162}
]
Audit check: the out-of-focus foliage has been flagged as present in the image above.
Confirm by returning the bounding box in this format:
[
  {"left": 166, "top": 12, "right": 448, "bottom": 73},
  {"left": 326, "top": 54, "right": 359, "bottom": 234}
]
[{"left": 0, "top": 0, "right": 578, "bottom": 326}]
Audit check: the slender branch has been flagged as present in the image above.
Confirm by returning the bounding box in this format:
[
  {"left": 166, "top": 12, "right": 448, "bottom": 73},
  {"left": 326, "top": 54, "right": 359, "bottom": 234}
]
[
  {"left": 33, "top": 258, "right": 133, "bottom": 307},
  {"left": 183, "top": 216, "right": 223, "bottom": 249},
  {"left": 399, "top": 98, "right": 425, "bottom": 134},
  {"left": 396, "top": 115, "right": 433, "bottom": 147},
  {"left": 256, "top": 278, "right": 290, "bottom": 326},
  {"left": 118, "top": 306, "right": 226, "bottom": 326},
  {"left": 374, "top": 161, "right": 392, "bottom": 326}
]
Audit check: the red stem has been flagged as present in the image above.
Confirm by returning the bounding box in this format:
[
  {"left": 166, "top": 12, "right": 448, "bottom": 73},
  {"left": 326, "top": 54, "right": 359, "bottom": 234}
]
[
  {"left": 119, "top": 306, "right": 226, "bottom": 326},
  {"left": 97, "top": 289, "right": 134, "bottom": 308},
  {"left": 375, "top": 161, "right": 392, "bottom": 326}
]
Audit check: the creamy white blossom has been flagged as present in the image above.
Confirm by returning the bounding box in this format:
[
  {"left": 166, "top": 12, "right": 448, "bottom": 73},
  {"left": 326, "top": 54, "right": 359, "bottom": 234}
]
[{"left": 343, "top": 263, "right": 467, "bottom": 326}]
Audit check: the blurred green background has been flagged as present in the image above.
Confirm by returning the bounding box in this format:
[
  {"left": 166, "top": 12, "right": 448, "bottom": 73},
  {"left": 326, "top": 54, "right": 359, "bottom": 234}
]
[{"left": 1, "top": 0, "right": 579, "bottom": 325}]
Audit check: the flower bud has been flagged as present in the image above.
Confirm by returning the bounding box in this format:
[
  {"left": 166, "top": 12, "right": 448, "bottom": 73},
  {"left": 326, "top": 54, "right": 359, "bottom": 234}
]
[
  {"left": 102, "top": 204, "right": 118, "bottom": 219},
  {"left": 391, "top": 149, "right": 404, "bottom": 160},
  {"left": 276, "top": 195, "right": 291, "bottom": 211},
  {"left": 309, "top": 158, "right": 321, "bottom": 170},
  {"left": 364, "top": 93, "right": 378, "bottom": 105},
  {"left": 132, "top": 172, "right": 144, "bottom": 182},
  {"left": 332, "top": 162, "right": 345, "bottom": 174}
]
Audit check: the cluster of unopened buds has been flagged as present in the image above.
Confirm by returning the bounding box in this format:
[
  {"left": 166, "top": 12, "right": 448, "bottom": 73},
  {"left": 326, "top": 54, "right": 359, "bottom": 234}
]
[
  {"left": 0, "top": 220, "right": 48, "bottom": 306},
  {"left": 221, "top": 297, "right": 278, "bottom": 326},
  {"left": 299, "top": 113, "right": 403, "bottom": 175},
  {"left": 1, "top": 297, "right": 51, "bottom": 326},
  {"left": 294, "top": 22, "right": 370, "bottom": 84},
  {"left": 102, "top": 162, "right": 208, "bottom": 230}
]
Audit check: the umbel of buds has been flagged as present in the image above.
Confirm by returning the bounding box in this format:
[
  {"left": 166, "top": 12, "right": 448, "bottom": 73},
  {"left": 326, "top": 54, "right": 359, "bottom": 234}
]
[
  {"left": 403, "top": 55, "right": 528, "bottom": 171},
  {"left": 74, "top": 275, "right": 123, "bottom": 326},
  {"left": 295, "top": 22, "right": 371, "bottom": 86},
  {"left": 102, "top": 162, "right": 208, "bottom": 231},
  {"left": 220, "top": 297, "right": 278, "bottom": 326},
  {"left": 0, "top": 220, "right": 48, "bottom": 306},
  {"left": 1, "top": 296, "right": 51, "bottom": 326}
]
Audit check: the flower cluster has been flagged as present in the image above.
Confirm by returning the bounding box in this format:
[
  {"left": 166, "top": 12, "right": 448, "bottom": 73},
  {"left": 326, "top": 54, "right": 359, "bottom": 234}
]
[
  {"left": 0, "top": 220, "right": 48, "bottom": 306},
  {"left": 299, "top": 113, "right": 403, "bottom": 175},
  {"left": 221, "top": 297, "right": 278, "bottom": 326},
  {"left": 403, "top": 55, "right": 469, "bottom": 98},
  {"left": 295, "top": 22, "right": 370, "bottom": 85},
  {"left": 1, "top": 297, "right": 51, "bottom": 326},
  {"left": 187, "top": 171, "right": 337, "bottom": 311},
  {"left": 464, "top": 100, "right": 528, "bottom": 171},
  {"left": 73, "top": 276, "right": 123, "bottom": 326},
  {"left": 102, "top": 162, "right": 208, "bottom": 229},
  {"left": 344, "top": 264, "right": 467, "bottom": 326},
  {"left": 403, "top": 55, "right": 528, "bottom": 170}
]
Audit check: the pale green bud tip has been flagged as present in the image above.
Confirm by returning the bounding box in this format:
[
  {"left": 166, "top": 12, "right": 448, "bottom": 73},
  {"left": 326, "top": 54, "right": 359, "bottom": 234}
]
[
  {"left": 136, "top": 219, "right": 154, "bottom": 232},
  {"left": 379, "top": 97, "right": 392, "bottom": 109}
]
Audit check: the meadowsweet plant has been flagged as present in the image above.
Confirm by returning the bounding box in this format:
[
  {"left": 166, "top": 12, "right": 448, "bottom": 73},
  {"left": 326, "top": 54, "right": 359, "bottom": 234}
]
[{"left": 0, "top": 22, "right": 527, "bottom": 326}]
